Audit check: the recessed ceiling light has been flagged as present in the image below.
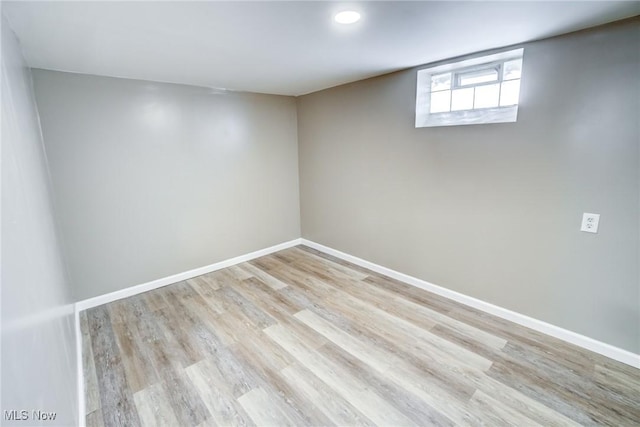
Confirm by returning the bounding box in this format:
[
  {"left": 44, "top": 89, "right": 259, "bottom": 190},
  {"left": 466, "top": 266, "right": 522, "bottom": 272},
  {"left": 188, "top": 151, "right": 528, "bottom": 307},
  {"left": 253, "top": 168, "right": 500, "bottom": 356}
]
[{"left": 334, "top": 11, "right": 361, "bottom": 24}]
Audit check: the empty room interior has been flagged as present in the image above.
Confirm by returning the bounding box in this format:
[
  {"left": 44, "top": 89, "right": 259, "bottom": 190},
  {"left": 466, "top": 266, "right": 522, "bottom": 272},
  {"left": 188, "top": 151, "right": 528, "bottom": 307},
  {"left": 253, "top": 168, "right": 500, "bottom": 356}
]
[{"left": 2, "top": 1, "right": 640, "bottom": 426}]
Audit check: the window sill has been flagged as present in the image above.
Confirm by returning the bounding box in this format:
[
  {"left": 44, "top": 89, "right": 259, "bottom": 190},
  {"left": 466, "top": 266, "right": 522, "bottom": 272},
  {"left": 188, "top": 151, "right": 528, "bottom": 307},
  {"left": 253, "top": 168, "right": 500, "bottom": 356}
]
[{"left": 415, "top": 105, "right": 518, "bottom": 128}]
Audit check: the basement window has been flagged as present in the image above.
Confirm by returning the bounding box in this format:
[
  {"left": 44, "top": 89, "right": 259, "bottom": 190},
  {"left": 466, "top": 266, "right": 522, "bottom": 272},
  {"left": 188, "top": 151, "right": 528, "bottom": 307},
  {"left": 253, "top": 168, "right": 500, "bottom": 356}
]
[{"left": 416, "top": 48, "right": 523, "bottom": 128}]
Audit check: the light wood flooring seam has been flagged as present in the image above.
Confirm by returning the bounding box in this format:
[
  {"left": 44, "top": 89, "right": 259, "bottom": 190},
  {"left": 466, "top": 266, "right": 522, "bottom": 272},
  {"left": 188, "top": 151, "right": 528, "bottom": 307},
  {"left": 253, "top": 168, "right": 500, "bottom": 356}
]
[{"left": 82, "top": 245, "right": 640, "bottom": 427}]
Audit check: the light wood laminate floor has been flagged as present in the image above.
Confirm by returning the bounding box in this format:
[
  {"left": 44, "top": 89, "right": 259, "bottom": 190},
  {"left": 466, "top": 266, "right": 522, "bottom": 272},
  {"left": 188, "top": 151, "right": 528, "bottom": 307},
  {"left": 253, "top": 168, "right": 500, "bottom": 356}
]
[{"left": 82, "top": 245, "right": 640, "bottom": 427}]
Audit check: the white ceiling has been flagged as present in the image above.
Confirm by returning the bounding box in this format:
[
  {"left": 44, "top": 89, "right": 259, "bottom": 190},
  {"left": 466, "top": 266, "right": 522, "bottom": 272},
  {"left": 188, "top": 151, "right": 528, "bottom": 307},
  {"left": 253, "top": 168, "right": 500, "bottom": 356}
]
[{"left": 3, "top": 1, "right": 639, "bottom": 96}]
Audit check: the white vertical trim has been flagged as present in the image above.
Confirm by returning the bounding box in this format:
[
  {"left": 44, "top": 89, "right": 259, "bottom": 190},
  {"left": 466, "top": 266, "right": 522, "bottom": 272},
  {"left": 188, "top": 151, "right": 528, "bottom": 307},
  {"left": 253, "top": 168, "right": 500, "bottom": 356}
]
[
  {"left": 75, "top": 239, "right": 303, "bottom": 311},
  {"left": 300, "top": 239, "right": 640, "bottom": 369},
  {"left": 75, "top": 306, "right": 86, "bottom": 427}
]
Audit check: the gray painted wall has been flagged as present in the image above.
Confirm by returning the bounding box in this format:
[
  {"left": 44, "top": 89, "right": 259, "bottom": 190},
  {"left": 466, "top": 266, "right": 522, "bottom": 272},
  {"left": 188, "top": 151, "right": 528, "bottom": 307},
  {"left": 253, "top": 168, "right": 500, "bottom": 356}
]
[
  {"left": 297, "top": 19, "right": 640, "bottom": 353},
  {"left": 1, "top": 18, "right": 78, "bottom": 425},
  {"left": 32, "top": 70, "right": 300, "bottom": 300}
]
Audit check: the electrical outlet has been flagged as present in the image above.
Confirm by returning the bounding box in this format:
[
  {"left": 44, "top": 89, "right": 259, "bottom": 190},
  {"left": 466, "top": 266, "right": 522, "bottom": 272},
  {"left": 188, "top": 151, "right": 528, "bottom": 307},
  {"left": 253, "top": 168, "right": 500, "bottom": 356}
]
[{"left": 580, "top": 213, "right": 600, "bottom": 233}]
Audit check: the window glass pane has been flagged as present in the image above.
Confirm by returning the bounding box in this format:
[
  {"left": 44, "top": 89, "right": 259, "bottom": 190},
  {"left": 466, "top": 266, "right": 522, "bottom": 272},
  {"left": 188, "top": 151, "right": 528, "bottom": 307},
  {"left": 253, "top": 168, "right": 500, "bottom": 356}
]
[
  {"left": 500, "top": 79, "right": 520, "bottom": 106},
  {"left": 451, "top": 88, "right": 474, "bottom": 111},
  {"left": 430, "top": 90, "right": 451, "bottom": 113},
  {"left": 503, "top": 59, "right": 522, "bottom": 80},
  {"left": 474, "top": 83, "right": 500, "bottom": 109},
  {"left": 431, "top": 73, "right": 451, "bottom": 91},
  {"left": 458, "top": 68, "right": 498, "bottom": 86}
]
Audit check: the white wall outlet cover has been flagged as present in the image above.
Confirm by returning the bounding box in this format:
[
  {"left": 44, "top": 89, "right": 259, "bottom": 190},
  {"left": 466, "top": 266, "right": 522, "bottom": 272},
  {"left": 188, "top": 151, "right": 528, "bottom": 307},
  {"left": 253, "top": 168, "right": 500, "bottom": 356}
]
[{"left": 580, "top": 213, "right": 600, "bottom": 233}]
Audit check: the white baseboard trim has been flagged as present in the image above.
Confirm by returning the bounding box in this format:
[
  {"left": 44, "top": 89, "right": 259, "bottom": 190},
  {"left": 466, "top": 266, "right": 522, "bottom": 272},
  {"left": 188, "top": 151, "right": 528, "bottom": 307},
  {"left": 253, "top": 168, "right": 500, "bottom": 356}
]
[
  {"left": 73, "top": 236, "right": 639, "bottom": 368},
  {"left": 300, "top": 238, "right": 640, "bottom": 369},
  {"left": 74, "top": 306, "right": 86, "bottom": 427},
  {"left": 76, "top": 238, "right": 302, "bottom": 311},
  {"left": 74, "top": 239, "right": 303, "bottom": 422}
]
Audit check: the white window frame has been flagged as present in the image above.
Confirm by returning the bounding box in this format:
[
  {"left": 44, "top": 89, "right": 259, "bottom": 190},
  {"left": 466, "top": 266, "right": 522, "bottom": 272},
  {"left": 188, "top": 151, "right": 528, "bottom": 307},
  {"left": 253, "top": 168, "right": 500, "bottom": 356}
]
[
  {"left": 416, "top": 48, "right": 524, "bottom": 128},
  {"left": 453, "top": 63, "right": 501, "bottom": 89}
]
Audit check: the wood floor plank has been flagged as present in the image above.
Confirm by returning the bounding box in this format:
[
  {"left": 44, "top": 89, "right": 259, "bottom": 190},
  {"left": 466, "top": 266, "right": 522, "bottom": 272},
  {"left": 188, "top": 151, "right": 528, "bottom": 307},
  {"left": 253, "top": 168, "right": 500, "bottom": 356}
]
[
  {"left": 106, "top": 299, "right": 132, "bottom": 325},
  {"left": 87, "top": 306, "right": 141, "bottom": 427},
  {"left": 160, "top": 282, "right": 233, "bottom": 355},
  {"left": 233, "top": 277, "right": 302, "bottom": 316},
  {"left": 280, "top": 246, "right": 369, "bottom": 281},
  {"left": 297, "top": 309, "right": 485, "bottom": 426},
  {"left": 110, "top": 319, "right": 158, "bottom": 393},
  {"left": 447, "top": 305, "right": 601, "bottom": 374},
  {"left": 233, "top": 329, "right": 295, "bottom": 372},
  {"left": 286, "top": 272, "right": 493, "bottom": 372},
  {"left": 501, "top": 341, "right": 636, "bottom": 410},
  {"left": 432, "top": 320, "right": 628, "bottom": 422},
  {"left": 277, "top": 274, "right": 479, "bottom": 404},
  {"left": 317, "top": 342, "right": 461, "bottom": 427},
  {"left": 226, "top": 265, "right": 255, "bottom": 281},
  {"left": 236, "top": 262, "right": 288, "bottom": 290},
  {"left": 254, "top": 254, "right": 495, "bottom": 372},
  {"left": 279, "top": 363, "right": 377, "bottom": 427},
  {"left": 217, "top": 285, "right": 277, "bottom": 329},
  {"left": 303, "top": 302, "right": 478, "bottom": 404},
  {"left": 187, "top": 273, "right": 221, "bottom": 291},
  {"left": 185, "top": 358, "right": 254, "bottom": 427},
  {"left": 149, "top": 305, "right": 204, "bottom": 368},
  {"left": 487, "top": 359, "right": 636, "bottom": 425},
  {"left": 186, "top": 277, "right": 227, "bottom": 315},
  {"left": 282, "top": 252, "right": 447, "bottom": 335},
  {"left": 133, "top": 383, "right": 180, "bottom": 427},
  {"left": 237, "top": 387, "right": 294, "bottom": 427},
  {"left": 294, "top": 245, "right": 375, "bottom": 275},
  {"left": 208, "top": 306, "right": 259, "bottom": 347},
  {"left": 594, "top": 364, "right": 640, "bottom": 405},
  {"left": 191, "top": 335, "right": 263, "bottom": 400},
  {"left": 81, "top": 311, "right": 101, "bottom": 415},
  {"left": 475, "top": 373, "right": 582, "bottom": 426},
  {"left": 84, "top": 245, "right": 640, "bottom": 427},
  {"left": 157, "top": 290, "right": 264, "bottom": 401},
  {"left": 141, "top": 289, "right": 169, "bottom": 312},
  {"left": 468, "top": 390, "right": 542, "bottom": 427},
  {"left": 187, "top": 353, "right": 257, "bottom": 402},
  {"left": 230, "top": 338, "right": 333, "bottom": 427},
  {"left": 362, "top": 274, "right": 462, "bottom": 314},
  {"left": 86, "top": 409, "right": 105, "bottom": 427},
  {"left": 342, "top": 277, "right": 508, "bottom": 351},
  {"left": 295, "top": 309, "right": 396, "bottom": 373},
  {"left": 155, "top": 363, "right": 210, "bottom": 427},
  {"left": 171, "top": 282, "right": 228, "bottom": 335},
  {"left": 264, "top": 324, "right": 418, "bottom": 427},
  {"left": 122, "top": 295, "right": 210, "bottom": 426},
  {"left": 230, "top": 276, "right": 330, "bottom": 349}
]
